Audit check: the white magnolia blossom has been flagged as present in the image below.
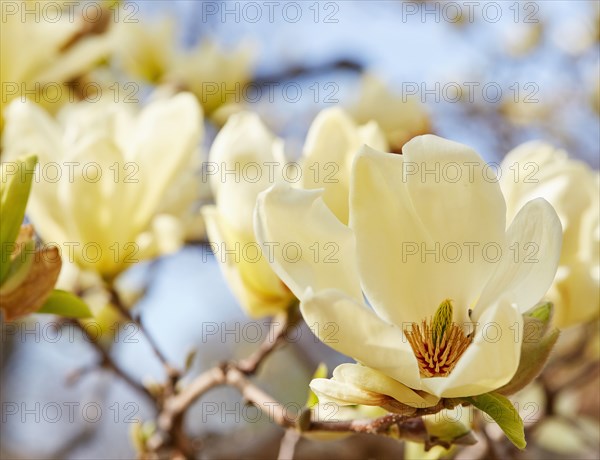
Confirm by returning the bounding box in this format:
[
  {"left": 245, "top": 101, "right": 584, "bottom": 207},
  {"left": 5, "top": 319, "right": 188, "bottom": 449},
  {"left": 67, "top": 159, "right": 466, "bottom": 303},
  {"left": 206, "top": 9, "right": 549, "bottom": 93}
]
[
  {"left": 202, "top": 108, "right": 387, "bottom": 317},
  {"left": 2, "top": 93, "right": 203, "bottom": 279},
  {"left": 501, "top": 141, "right": 600, "bottom": 327},
  {"left": 255, "top": 135, "right": 562, "bottom": 406},
  {"left": 0, "top": 0, "right": 115, "bottom": 130}
]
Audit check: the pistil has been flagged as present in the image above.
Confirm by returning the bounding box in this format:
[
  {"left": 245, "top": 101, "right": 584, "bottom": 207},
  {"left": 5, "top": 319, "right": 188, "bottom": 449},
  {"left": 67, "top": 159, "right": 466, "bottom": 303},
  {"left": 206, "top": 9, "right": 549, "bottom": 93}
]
[{"left": 405, "top": 299, "right": 473, "bottom": 378}]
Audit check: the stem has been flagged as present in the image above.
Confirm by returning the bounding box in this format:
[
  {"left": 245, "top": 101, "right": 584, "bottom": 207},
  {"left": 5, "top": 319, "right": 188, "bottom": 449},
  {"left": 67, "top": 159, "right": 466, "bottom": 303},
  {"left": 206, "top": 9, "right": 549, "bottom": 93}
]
[
  {"left": 67, "top": 320, "right": 153, "bottom": 402},
  {"left": 277, "top": 429, "right": 301, "bottom": 460},
  {"left": 108, "top": 287, "right": 180, "bottom": 382},
  {"left": 237, "top": 311, "right": 294, "bottom": 374}
]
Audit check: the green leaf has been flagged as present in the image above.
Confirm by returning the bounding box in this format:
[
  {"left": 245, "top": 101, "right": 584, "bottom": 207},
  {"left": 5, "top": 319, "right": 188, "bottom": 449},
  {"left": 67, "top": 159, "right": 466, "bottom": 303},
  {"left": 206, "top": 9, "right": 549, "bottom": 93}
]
[
  {"left": 464, "top": 392, "right": 526, "bottom": 449},
  {"left": 0, "top": 239, "right": 35, "bottom": 295},
  {"left": 0, "top": 155, "right": 37, "bottom": 284},
  {"left": 37, "top": 290, "right": 92, "bottom": 318},
  {"left": 306, "top": 363, "right": 328, "bottom": 408}
]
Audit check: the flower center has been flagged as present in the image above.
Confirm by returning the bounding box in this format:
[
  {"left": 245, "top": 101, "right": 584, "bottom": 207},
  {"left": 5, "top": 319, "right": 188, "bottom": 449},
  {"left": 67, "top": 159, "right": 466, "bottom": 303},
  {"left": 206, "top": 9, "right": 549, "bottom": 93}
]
[{"left": 405, "top": 299, "right": 473, "bottom": 378}]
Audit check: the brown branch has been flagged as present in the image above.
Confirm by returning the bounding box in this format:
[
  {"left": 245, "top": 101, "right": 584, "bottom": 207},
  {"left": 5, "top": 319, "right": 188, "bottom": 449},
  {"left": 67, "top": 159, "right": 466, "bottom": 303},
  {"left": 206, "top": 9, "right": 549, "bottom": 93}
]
[
  {"left": 108, "top": 287, "right": 180, "bottom": 382},
  {"left": 150, "top": 309, "right": 297, "bottom": 457},
  {"left": 278, "top": 429, "right": 301, "bottom": 460},
  {"left": 306, "top": 401, "right": 458, "bottom": 435},
  {"left": 66, "top": 319, "right": 153, "bottom": 402},
  {"left": 237, "top": 311, "right": 295, "bottom": 374}
]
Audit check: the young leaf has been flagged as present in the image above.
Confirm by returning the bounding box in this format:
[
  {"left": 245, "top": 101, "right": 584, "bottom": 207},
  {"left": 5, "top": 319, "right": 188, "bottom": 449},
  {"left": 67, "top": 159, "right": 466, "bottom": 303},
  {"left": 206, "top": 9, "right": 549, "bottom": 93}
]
[
  {"left": 464, "top": 392, "right": 526, "bottom": 449},
  {"left": 37, "top": 290, "right": 92, "bottom": 318},
  {"left": 0, "top": 155, "right": 37, "bottom": 283}
]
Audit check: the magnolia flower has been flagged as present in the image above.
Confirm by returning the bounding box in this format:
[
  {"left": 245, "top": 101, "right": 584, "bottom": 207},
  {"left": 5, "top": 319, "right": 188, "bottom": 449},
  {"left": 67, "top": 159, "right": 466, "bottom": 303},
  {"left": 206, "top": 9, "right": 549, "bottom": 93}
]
[
  {"left": 349, "top": 74, "right": 430, "bottom": 152},
  {"left": 255, "top": 135, "right": 562, "bottom": 406},
  {"left": 501, "top": 142, "right": 600, "bottom": 327},
  {"left": 2, "top": 93, "right": 203, "bottom": 279},
  {"left": 116, "top": 18, "right": 255, "bottom": 114},
  {"left": 0, "top": 0, "right": 115, "bottom": 130},
  {"left": 203, "top": 108, "right": 387, "bottom": 317}
]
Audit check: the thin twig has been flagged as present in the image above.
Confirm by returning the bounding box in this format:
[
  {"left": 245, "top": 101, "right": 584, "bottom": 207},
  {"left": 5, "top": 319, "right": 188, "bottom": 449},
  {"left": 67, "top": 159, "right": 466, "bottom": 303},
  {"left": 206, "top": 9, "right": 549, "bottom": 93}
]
[
  {"left": 108, "top": 287, "right": 180, "bottom": 381},
  {"left": 66, "top": 319, "right": 153, "bottom": 402},
  {"left": 278, "top": 429, "right": 301, "bottom": 460},
  {"left": 237, "top": 311, "right": 295, "bottom": 374}
]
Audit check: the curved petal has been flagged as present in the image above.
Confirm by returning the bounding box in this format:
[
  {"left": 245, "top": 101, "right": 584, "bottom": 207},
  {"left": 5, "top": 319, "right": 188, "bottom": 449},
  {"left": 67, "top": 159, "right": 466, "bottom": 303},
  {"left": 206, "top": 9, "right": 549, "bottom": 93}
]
[
  {"left": 421, "top": 297, "right": 523, "bottom": 398},
  {"left": 310, "top": 378, "right": 389, "bottom": 406},
  {"left": 300, "top": 108, "right": 387, "bottom": 224},
  {"left": 3, "top": 99, "right": 63, "bottom": 163},
  {"left": 477, "top": 198, "right": 562, "bottom": 314},
  {"left": 209, "top": 111, "right": 285, "bottom": 235},
  {"left": 3, "top": 104, "right": 69, "bottom": 245},
  {"left": 254, "top": 184, "right": 362, "bottom": 301},
  {"left": 350, "top": 145, "right": 424, "bottom": 325},
  {"left": 203, "top": 206, "right": 292, "bottom": 318},
  {"left": 300, "top": 289, "right": 421, "bottom": 389},
  {"left": 127, "top": 92, "right": 202, "bottom": 231},
  {"left": 351, "top": 137, "right": 507, "bottom": 327},
  {"left": 56, "top": 137, "right": 132, "bottom": 276},
  {"left": 332, "top": 363, "right": 439, "bottom": 408}
]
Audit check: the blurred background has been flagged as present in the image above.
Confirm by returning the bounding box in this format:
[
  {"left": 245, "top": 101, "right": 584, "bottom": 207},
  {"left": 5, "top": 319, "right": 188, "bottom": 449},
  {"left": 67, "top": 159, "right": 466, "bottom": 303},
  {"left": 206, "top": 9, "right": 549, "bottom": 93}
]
[{"left": 1, "top": 1, "right": 599, "bottom": 459}]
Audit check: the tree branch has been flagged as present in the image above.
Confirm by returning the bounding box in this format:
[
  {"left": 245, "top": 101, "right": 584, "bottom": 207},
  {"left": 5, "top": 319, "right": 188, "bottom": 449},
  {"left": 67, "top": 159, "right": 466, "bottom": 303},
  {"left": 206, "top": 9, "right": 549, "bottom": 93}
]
[
  {"left": 66, "top": 319, "right": 154, "bottom": 402},
  {"left": 108, "top": 287, "right": 180, "bottom": 382}
]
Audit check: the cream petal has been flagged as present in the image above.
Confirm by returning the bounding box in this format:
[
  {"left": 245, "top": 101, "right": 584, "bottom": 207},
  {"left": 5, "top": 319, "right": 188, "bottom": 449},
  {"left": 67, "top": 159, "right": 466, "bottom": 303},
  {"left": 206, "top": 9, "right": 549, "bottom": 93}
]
[
  {"left": 3, "top": 99, "right": 63, "bottom": 162},
  {"left": 402, "top": 135, "right": 507, "bottom": 310},
  {"left": 203, "top": 206, "right": 292, "bottom": 318},
  {"left": 300, "top": 289, "right": 421, "bottom": 389},
  {"left": 421, "top": 297, "right": 523, "bottom": 398},
  {"left": 127, "top": 92, "right": 202, "bottom": 231},
  {"left": 209, "top": 112, "right": 285, "bottom": 236},
  {"left": 552, "top": 262, "right": 600, "bottom": 327},
  {"left": 3, "top": 101, "right": 68, "bottom": 244},
  {"left": 36, "top": 32, "right": 115, "bottom": 84},
  {"left": 501, "top": 142, "right": 595, "bottom": 254},
  {"left": 333, "top": 363, "right": 439, "bottom": 408},
  {"left": 254, "top": 184, "right": 362, "bottom": 302},
  {"left": 350, "top": 145, "right": 425, "bottom": 325},
  {"left": 300, "top": 108, "right": 386, "bottom": 224},
  {"left": 59, "top": 137, "right": 133, "bottom": 275},
  {"left": 309, "top": 378, "right": 389, "bottom": 406},
  {"left": 351, "top": 137, "right": 508, "bottom": 327},
  {"left": 477, "top": 198, "right": 562, "bottom": 314}
]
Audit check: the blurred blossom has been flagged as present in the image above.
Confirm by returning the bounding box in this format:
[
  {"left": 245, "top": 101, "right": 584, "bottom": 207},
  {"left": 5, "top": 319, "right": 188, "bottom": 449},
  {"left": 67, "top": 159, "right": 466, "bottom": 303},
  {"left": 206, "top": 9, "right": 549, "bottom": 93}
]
[
  {"left": 0, "top": 0, "right": 115, "bottom": 131},
  {"left": 255, "top": 135, "right": 562, "bottom": 407},
  {"left": 499, "top": 97, "right": 553, "bottom": 127},
  {"left": 501, "top": 22, "right": 544, "bottom": 57},
  {"left": 299, "top": 107, "right": 387, "bottom": 224},
  {"left": 2, "top": 92, "right": 203, "bottom": 280},
  {"left": 115, "top": 17, "right": 255, "bottom": 114},
  {"left": 203, "top": 108, "right": 386, "bottom": 317},
  {"left": 349, "top": 74, "right": 430, "bottom": 152},
  {"left": 202, "top": 111, "right": 293, "bottom": 318},
  {"left": 501, "top": 142, "right": 600, "bottom": 328},
  {"left": 551, "top": 15, "right": 598, "bottom": 56}
]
